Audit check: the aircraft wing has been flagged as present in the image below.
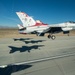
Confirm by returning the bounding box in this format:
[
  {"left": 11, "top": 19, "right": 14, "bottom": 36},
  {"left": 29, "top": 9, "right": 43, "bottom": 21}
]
[
  {"left": 46, "top": 23, "right": 74, "bottom": 34},
  {"left": 48, "top": 23, "right": 66, "bottom": 27}
]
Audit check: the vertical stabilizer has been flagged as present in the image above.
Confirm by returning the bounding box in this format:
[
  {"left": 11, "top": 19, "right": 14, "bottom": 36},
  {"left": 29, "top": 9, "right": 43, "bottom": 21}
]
[{"left": 16, "top": 12, "right": 36, "bottom": 27}]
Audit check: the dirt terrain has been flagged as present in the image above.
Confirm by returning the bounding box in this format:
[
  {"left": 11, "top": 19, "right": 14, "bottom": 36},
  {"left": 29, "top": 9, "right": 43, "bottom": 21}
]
[
  {"left": 0, "top": 28, "right": 37, "bottom": 38},
  {"left": 0, "top": 28, "right": 75, "bottom": 38}
]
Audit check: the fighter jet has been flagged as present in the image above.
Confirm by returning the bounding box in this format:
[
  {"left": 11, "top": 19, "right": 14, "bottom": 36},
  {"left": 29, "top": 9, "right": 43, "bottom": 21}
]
[{"left": 16, "top": 12, "right": 75, "bottom": 40}]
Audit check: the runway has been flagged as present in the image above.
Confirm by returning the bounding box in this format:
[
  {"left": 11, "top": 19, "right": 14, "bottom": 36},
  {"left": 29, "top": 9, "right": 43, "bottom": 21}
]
[{"left": 0, "top": 36, "right": 75, "bottom": 75}]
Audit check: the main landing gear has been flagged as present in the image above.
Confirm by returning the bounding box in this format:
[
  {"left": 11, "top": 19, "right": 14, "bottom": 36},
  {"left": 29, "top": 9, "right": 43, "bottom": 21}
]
[{"left": 47, "top": 34, "right": 56, "bottom": 40}]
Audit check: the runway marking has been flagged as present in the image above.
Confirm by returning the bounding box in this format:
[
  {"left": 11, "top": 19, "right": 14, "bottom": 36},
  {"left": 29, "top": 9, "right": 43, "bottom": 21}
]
[
  {"left": 0, "top": 52, "right": 75, "bottom": 68},
  {"left": 0, "top": 65, "right": 7, "bottom": 68}
]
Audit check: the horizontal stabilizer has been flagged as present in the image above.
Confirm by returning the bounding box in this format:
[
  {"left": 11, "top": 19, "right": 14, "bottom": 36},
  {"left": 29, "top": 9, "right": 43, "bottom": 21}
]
[{"left": 17, "top": 24, "right": 24, "bottom": 29}]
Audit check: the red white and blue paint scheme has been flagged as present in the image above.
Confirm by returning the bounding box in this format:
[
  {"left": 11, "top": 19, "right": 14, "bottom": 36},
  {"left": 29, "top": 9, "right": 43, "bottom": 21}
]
[{"left": 16, "top": 12, "right": 75, "bottom": 40}]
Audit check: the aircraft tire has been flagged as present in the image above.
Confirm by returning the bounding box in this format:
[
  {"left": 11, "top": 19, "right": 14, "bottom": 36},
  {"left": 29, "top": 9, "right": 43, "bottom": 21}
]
[
  {"left": 48, "top": 35, "right": 51, "bottom": 39},
  {"left": 51, "top": 35, "right": 56, "bottom": 40}
]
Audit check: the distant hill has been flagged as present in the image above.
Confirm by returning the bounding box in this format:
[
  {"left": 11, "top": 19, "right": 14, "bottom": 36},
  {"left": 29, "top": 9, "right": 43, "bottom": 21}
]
[{"left": 0, "top": 26, "right": 18, "bottom": 29}]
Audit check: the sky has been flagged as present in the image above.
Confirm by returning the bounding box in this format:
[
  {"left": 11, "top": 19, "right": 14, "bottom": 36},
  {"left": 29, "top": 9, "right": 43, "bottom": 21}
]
[{"left": 0, "top": 0, "right": 75, "bottom": 27}]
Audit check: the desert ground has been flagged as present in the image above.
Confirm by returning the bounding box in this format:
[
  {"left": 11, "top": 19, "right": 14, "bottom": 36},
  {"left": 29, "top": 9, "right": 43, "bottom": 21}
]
[
  {"left": 0, "top": 28, "right": 36, "bottom": 38},
  {"left": 0, "top": 28, "right": 75, "bottom": 38}
]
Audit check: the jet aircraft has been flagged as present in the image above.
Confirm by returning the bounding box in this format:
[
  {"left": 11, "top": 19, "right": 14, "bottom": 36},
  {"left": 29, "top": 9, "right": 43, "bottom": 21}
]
[{"left": 16, "top": 12, "right": 75, "bottom": 40}]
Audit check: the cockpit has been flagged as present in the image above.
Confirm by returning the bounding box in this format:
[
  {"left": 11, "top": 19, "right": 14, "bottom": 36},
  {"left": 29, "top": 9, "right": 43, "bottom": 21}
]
[{"left": 66, "top": 21, "right": 75, "bottom": 23}]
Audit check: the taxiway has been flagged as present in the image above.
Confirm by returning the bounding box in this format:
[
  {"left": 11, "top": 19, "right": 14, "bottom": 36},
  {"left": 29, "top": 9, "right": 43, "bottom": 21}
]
[{"left": 0, "top": 36, "right": 75, "bottom": 75}]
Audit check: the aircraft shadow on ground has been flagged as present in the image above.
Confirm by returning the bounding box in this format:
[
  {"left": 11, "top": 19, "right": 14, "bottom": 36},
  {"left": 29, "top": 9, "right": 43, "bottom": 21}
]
[
  {"left": 24, "top": 40, "right": 46, "bottom": 44},
  {"left": 13, "top": 38, "right": 33, "bottom": 41},
  {"left": 0, "top": 64, "right": 32, "bottom": 75},
  {"left": 9, "top": 45, "right": 44, "bottom": 53},
  {"left": 13, "top": 38, "right": 46, "bottom": 44}
]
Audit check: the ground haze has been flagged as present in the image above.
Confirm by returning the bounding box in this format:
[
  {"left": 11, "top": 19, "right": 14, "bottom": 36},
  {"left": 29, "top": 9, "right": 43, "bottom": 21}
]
[{"left": 0, "top": 28, "right": 75, "bottom": 38}]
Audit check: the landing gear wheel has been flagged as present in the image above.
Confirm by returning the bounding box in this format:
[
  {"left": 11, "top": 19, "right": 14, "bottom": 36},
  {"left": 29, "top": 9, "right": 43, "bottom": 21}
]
[
  {"left": 48, "top": 35, "right": 51, "bottom": 39},
  {"left": 51, "top": 35, "right": 56, "bottom": 40}
]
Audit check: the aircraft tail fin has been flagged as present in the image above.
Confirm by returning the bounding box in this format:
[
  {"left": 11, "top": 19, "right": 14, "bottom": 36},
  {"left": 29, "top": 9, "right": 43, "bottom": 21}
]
[{"left": 16, "top": 12, "right": 36, "bottom": 27}]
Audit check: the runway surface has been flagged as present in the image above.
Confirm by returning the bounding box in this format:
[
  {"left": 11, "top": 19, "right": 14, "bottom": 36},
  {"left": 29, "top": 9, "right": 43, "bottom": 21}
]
[{"left": 0, "top": 36, "right": 75, "bottom": 75}]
